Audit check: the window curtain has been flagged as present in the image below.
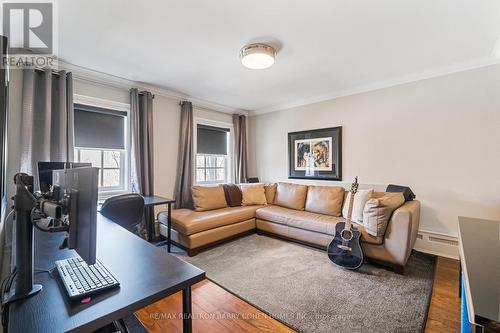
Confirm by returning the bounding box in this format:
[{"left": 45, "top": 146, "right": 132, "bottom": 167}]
[
  {"left": 130, "top": 88, "right": 154, "bottom": 194},
  {"left": 20, "top": 69, "right": 74, "bottom": 189},
  {"left": 174, "top": 101, "right": 194, "bottom": 209},
  {"left": 233, "top": 114, "right": 247, "bottom": 184},
  {"left": 130, "top": 88, "right": 154, "bottom": 237}
]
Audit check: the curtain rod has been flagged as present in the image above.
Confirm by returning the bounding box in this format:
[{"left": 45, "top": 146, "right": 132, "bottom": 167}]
[
  {"left": 138, "top": 91, "right": 155, "bottom": 99},
  {"left": 33, "top": 67, "right": 61, "bottom": 76},
  {"left": 32, "top": 68, "right": 155, "bottom": 99},
  {"left": 178, "top": 100, "right": 245, "bottom": 116}
]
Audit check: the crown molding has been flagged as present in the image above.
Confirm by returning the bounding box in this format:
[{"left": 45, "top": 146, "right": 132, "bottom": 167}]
[
  {"left": 251, "top": 56, "right": 500, "bottom": 116},
  {"left": 59, "top": 55, "right": 500, "bottom": 118},
  {"left": 58, "top": 60, "right": 248, "bottom": 116}
]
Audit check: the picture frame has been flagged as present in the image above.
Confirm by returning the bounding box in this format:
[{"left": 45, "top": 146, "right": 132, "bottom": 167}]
[{"left": 288, "top": 126, "right": 342, "bottom": 181}]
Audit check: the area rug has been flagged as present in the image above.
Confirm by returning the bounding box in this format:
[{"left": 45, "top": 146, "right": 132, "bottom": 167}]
[{"left": 181, "top": 234, "right": 436, "bottom": 333}]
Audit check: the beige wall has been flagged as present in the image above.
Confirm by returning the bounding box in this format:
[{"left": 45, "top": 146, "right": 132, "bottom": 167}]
[{"left": 248, "top": 64, "right": 500, "bottom": 237}]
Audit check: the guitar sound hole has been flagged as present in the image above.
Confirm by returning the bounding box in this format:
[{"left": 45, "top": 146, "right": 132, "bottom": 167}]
[{"left": 341, "top": 229, "right": 353, "bottom": 241}]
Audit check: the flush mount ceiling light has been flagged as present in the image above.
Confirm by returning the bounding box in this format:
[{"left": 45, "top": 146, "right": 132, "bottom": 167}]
[{"left": 240, "top": 43, "right": 276, "bottom": 69}]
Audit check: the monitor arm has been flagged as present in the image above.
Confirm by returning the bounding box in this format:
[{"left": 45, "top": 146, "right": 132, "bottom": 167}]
[
  {"left": 5, "top": 173, "right": 71, "bottom": 304},
  {"left": 5, "top": 173, "right": 43, "bottom": 303}
]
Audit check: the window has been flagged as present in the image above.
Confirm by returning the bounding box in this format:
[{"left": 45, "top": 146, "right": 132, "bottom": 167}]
[
  {"left": 74, "top": 148, "right": 125, "bottom": 189},
  {"left": 73, "top": 104, "right": 128, "bottom": 193},
  {"left": 196, "top": 124, "right": 230, "bottom": 184},
  {"left": 196, "top": 154, "right": 227, "bottom": 183}
]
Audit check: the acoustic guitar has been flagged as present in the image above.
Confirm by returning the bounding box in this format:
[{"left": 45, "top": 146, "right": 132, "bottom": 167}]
[{"left": 327, "top": 177, "right": 364, "bottom": 269}]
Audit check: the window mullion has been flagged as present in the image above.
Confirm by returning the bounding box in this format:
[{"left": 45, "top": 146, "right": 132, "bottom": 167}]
[
  {"left": 204, "top": 155, "right": 208, "bottom": 182},
  {"left": 100, "top": 150, "right": 104, "bottom": 187},
  {"left": 121, "top": 151, "right": 125, "bottom": 190},
  {"left": 195, "top": 154, "right": 229, "bottom": 184}
]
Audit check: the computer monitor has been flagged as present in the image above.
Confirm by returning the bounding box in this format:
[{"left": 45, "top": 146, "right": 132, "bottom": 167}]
[
  {"left": 38, "top": 162, "right": 92, "bottom": 193},
  {"left": 53, "top": 166, "right": 99, "bottom": 265}
]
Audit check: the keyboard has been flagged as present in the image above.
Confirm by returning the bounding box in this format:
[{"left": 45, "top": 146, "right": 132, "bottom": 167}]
[{"left": 55, "top": 257, "right": 120, "bottom": 300}]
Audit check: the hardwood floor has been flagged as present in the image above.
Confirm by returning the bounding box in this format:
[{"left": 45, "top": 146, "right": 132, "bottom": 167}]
[
  {"left": 424, "top": 257, "right": 461, "bottom": 333},
  {"left": 135, "top": 256, "right": 461, "bottom": 333},
  {"left": 135, "top": 279, "right": 294, "bottom": 332}
]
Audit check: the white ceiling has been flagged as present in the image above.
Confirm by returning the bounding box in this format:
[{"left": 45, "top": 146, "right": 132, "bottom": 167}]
[{"left": 59, "top": 0, "right": 500, "bottom": 113}]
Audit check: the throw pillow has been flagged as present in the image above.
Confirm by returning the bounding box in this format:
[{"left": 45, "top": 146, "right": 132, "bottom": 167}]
[
  {"left": 192, "top": 185, "right": 227, "bottom": 211},
  {"left": 240, "top": 184, "right": 267, "bottom": 206},
  {"left": 363, "top": 192, "right": 405, "bottom": 237},
  {"left": 305, "top": 185, "right": 345, "bottom": 216},
  {"left": 222, "top": 183, "right": 243, "bottom": 207},
  {"left": 274, "top": 182, "right": 308, "bottom": 210},
  {"left": 342, "top": 189, "right": 373, "bottom": 223},
  {"left": 264, "top": 183, "right": 277, "bottom": 204}
]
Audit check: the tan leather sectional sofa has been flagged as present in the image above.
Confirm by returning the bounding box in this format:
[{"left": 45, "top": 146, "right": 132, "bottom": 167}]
[{"left": 158, "top": 182, "right": 420, "bottom": 274}]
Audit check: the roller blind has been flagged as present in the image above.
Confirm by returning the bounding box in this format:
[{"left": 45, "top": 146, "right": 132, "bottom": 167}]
[
  {"left": 197, "top": 124, "right": 229, "bottom": 155},
  {"left": 74, "top": 104, "right": 126, "bottom": 150}
]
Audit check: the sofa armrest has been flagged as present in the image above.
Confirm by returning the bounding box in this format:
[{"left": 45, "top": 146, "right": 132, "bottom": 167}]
[{"left": 383, "top": 200, "right": 421, "bottom": 265}]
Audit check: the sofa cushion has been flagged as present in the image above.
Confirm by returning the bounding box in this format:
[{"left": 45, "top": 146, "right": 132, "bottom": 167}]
[
  {"left": 264, "top": 183, "right": 277, "bottom": 204},
  {"left": 166, "top": 205, "right": 263, "bottom": 235},
  {"left": 363, "top": 192, "right": 405, "bottom": 237},
  {"left": 348, "top": 223, "right": 383, "bottom": 245},
  {"left": 342, "top": 189, "right": 373, "bottom": 223},
  {"left": 222, "top": 184, "right": 243, "bottom": 207},
  {"left": 240, "top": 184, "right": 267, "bottom": 206},
  {"left": 169, "top": 219, "right": 256, "bottom": 249},
  {"left": 274, "top": 182, "right": 308, "bottom": 210},
  {"left": 256, "top": 206, "right": 383, "bottom": 246},
  {"left": 192, "top": 185, "right": 227, "bottom": 212},
  {"left": 256, "top": 205, "right": 343, "bottom": 235},
  {"left": 305, "top": 185, "right": 345, "bottom": 216}
]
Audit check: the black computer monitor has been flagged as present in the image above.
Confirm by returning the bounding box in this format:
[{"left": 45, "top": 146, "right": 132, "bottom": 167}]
[
  {"left": 37, "top": 162, "right": 92, "bottom": 193},
  {"left": 53, "top": 166, "right": 99, "bottom": 264}
]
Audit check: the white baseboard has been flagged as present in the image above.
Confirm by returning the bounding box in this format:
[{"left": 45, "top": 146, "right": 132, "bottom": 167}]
[{"left": 414, "top": 230, "right": 459, "bottom": 259}]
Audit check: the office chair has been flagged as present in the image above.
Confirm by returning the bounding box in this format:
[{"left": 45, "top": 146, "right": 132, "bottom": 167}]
[
  {"left": 100, "top": 193, "right": 145, "bottom": 234},
  {"left": 98, "top": 193, "right": 146, "bottom": 333}
]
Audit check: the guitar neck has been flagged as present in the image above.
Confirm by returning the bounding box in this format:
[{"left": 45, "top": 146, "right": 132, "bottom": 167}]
[{"left": 345, "top": 192, "right": 356, "bottom": 230}]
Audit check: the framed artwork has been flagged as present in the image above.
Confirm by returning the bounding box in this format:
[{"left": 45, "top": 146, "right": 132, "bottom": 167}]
[{"left": 288, "top": 126, "right": 342, "bottom": 181}]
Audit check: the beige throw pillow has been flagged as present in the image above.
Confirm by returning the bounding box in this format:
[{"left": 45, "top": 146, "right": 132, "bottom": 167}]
[
  {"left": 305, "top": 185, "right": 345, "bottom": 216},
  {"left": 264, "top": 183, "right": 277, "bottom": 204},
  {"left": 192, "top": 185, "right": 227, "bottom": 211},
  {"left": 363, "top": 192, "right": 405, "bottom": 237},
  {"left": 274, "top": 182, "right": 309, "bottom": 210},
  {"left": 240, "top": 184, "right": 267, "bottom": 206},
  {"left": 342, "top": 189, "right": 373, "bottom": 223}
]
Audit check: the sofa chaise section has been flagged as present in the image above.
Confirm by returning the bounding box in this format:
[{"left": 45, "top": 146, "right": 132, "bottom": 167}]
[{"left": 158, "top": 205, "right": 263, "bottom": 255}]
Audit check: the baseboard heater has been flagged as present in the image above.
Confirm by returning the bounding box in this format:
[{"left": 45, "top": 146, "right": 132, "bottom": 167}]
[{"left": 414, "top": 230, "right": 459, "bottom": 259}]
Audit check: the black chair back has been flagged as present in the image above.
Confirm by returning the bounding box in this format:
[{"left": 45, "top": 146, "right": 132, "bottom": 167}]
[{"left": 100, "top": 193, "right": 145, "bottom": 233}]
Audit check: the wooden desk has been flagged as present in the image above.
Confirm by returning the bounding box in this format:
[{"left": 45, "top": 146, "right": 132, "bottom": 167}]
[
  {"left": 458, "top": 216, "right": 500, "bottom": 333},
  {"left": 8, "top": 213, "right": 205, "bottom": 333}
]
